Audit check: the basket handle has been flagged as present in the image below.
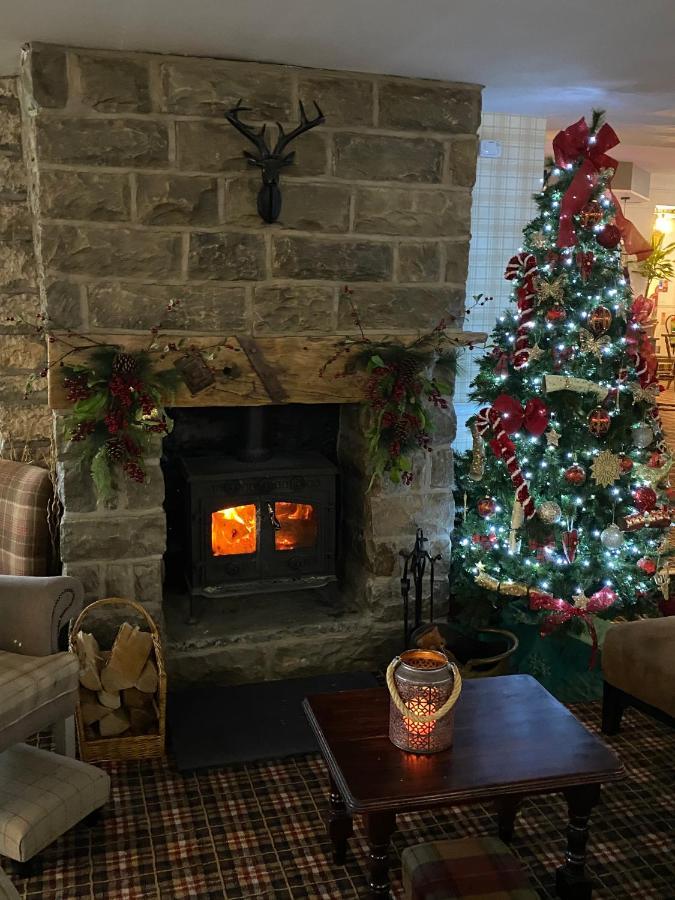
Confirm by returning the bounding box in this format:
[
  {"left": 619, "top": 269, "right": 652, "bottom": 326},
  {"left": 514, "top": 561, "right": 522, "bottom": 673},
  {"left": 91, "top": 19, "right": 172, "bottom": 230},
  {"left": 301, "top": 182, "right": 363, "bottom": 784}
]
[
  {"left": 386, "top": 657, "right": 462, "bottom": 724},
  {"left": 69, "top": 597, "right": 161, "bottom": 650}
]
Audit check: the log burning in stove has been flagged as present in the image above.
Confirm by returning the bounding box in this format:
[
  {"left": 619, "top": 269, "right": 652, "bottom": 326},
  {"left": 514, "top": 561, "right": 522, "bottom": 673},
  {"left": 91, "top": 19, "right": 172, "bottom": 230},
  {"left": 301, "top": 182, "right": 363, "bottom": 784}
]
[{"left": 170, "top": 407, "right": 337, "bottom": 602}]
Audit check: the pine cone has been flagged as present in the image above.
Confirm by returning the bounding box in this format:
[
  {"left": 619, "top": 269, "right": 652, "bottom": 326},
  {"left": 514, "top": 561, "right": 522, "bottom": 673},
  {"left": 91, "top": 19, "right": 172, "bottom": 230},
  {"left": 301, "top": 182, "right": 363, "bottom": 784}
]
[
  {"left": 112, "top": 352, "right": 137, "bottom": 377},
  {"left": 105, "top": 438, "right": 126, "bottom": 461}
]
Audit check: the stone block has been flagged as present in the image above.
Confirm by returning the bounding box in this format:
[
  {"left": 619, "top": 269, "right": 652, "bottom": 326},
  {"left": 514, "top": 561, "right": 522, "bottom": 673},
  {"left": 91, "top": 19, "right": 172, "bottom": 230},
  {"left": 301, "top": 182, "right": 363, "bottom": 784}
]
[
  {"left": 334, "top": 133, "right": 444, "bottom": 183},
  {"left": 281, "top": 132, "right": 329, "bottom": 178},
  {"left": 224, "top": 177, "right": 349, "bottom": 232},
  {"left": 448, "top": 136, "right": 479, "bottom": 188},
  {"left": 337, "top": 285, "right": 463, "bottom": 330},
  {"left": 45, "top": 280, "right": 83, "bottom": 328},
  {"left": 0, "top": 200, "right": 32, "bottom": 241},
  {"left": 40, "top": 170, "right": 131, "bottom": 222},
  {"left": 431, "top": 449, "right": 454, "bottom": 488},
  {"left": 0, "top": 404, "right": 52, "bottom": 443},
  {"left": 76, "top": 53, "right": 151, "bottom": 112},
  {"left": 296, "top": 73, "right": 374, "bottom": 126},
  {"left": 0, "top": 334, "right": 46, "bottom": 370},
  {"left": 28, "top": 46, "right": 68, "bottom": 109},
  {"left": 41, "top": 224, "right": 182, "bottom": 278},
  {"left": 0, "top": 374, "right": 45, "bottom": 403},
  {"left": 135, "top": 174, "right": 218, "bottom": 226},
  {"left": 176, "top": 121, "right": 252, "bottom": 173},
  {"left": 62, "top": 562, "right": 101, "bottom": 603},
  {"left": 445, "top": 241, "right": 470, "bottom": 284},
  {"left": 253, "top": 285, "right": 336, "bottom": 334},
  {"left": 0, "top": 243, "right": 36, "bottom": 291},
  {"left": 60, "top": 512, "right": 166, "bottom": 561},
  {"left": 188, "top": 232, "right": 265, "bottom": 281},
  {"left": 378, "top": 80, "right": 481, "bottom": 134},
  {"left": 0, "top": 155, "right": 26, "bottom": 194},
  {"left": 0, "top": 81, "right": 21, "bottom": 156},
  {"left": 159, "top": 58, "right": 292, "bottom": 118},
  {"left": 428, "top": 404, "right": 457, "bottom": 443},
  {"left": 56, "top": 460, "right": 97, "bottom": 513},
  {"left": 134, "top": 560, "right": 164, "bottom": 610},
  {"left": 397, "top": 242, "right": 440, "bottom": 283},
  {"left": 272, "top": 236, "right": 392, "bottom": 281},
  {"left": 354, "top": 186, "right": 472, "bottom": 237},
  {"left": 124, "top": 463, "right": 166, "bottom": 510},
  {"left": 102, "top": 563, "right": 135, "bottom": 599},
  {"left": 37, "top": 117, "right": 169, "bottom": 167},
  {"left": 87, "top": 282, "right": 247, "bottom": 332},
  {"left": 0, "top": 293, "right": 40, "bottom": 334}
]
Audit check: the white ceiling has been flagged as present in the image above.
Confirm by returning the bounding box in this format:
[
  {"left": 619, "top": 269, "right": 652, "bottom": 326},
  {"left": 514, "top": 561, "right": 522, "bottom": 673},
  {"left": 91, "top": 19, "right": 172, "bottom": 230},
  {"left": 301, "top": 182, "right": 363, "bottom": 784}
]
[{"left": 1, "top": 0, "right": 675, "bottom": 171}]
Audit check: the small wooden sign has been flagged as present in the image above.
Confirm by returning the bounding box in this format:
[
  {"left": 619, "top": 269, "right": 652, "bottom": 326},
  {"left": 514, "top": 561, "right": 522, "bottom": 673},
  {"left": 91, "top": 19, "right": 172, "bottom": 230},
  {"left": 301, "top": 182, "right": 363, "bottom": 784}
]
[{"left": 174, "top": 352, "right": 217, "bottom": 396}]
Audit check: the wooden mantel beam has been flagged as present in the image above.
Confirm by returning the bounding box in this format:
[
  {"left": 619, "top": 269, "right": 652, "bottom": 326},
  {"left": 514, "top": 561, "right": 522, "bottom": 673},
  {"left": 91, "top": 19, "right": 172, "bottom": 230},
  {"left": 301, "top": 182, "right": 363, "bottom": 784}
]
[{"left": 46, "top": 330, "right": 487, "bottom": 410}]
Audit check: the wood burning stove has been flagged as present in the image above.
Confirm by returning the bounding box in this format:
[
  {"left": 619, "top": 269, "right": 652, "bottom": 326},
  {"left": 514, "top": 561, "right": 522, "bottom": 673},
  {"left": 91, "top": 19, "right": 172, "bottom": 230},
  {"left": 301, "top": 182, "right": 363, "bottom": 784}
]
[{"left": 177, "top": 450, "right": 337, "bottom": 598}]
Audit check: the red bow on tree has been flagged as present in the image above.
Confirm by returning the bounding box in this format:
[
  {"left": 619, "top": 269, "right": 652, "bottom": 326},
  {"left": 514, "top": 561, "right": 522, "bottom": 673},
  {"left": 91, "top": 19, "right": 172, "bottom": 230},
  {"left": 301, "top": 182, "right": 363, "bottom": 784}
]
[
  {"left": 553, "top": 117, "right": 651, "bottom": 259},
  {"left": 553, "top": 117, "right": 619, "bottom": 248}
]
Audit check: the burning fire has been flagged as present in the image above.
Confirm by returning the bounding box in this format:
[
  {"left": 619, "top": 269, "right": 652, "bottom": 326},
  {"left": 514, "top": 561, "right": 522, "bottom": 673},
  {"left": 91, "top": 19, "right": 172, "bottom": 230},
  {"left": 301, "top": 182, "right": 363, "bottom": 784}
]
[
  {"left": 211, "top": 504, "right": 256, "bottom": 556},
  {"left": 275, "top": 502, "right": 318, "bottom": 551}
]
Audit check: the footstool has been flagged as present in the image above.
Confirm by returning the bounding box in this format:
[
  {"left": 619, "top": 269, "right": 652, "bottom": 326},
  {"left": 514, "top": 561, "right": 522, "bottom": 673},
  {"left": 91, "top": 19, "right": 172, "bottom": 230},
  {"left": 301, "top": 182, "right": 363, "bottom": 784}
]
[
  {"left": 402, "top": 836, "right": 538, "bottom": 900},
  {"left": 0, "top": 743, "right": 110, "bottom": 865}
]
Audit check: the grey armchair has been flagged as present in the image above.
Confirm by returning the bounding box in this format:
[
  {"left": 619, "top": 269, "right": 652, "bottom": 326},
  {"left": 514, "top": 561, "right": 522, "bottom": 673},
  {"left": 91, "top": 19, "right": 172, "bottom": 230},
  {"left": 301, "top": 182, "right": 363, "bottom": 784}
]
[{"left": 0, "top": 575, "right": 83, "bottom": 755}]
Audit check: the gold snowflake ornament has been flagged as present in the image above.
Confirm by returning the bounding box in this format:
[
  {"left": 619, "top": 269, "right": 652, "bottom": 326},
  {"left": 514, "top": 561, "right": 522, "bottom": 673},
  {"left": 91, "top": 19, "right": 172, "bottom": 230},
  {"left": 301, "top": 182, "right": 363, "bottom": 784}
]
[{"left": 591, "top": 450, "right": 622, "bottom": 487}]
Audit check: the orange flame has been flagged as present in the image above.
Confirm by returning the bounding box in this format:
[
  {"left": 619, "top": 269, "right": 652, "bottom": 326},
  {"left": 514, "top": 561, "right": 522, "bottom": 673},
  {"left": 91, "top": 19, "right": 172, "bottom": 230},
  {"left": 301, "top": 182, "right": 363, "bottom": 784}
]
[
  {"left": 275, "top": 502, "right": 318, "bottom": 551},
  {"left": 211, "top": 505, "right": 256, "bottom": 556}
]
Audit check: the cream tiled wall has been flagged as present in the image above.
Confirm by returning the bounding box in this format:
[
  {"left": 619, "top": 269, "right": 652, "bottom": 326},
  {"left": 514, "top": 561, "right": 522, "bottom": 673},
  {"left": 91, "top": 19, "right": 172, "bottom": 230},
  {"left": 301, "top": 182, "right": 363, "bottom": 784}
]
[{"left": 454, "top": 113, "right": 547, "bottom": 451}]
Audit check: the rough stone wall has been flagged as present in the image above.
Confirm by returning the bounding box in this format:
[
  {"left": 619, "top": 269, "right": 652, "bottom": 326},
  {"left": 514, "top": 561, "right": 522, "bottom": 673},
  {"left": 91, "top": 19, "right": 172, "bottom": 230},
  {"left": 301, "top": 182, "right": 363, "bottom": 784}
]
[
  {"left": 18, "top": 43, "right": 479, "bottom": 659},
  {"left": 0, "top": 77, "right": 51, "bottom": 460}
]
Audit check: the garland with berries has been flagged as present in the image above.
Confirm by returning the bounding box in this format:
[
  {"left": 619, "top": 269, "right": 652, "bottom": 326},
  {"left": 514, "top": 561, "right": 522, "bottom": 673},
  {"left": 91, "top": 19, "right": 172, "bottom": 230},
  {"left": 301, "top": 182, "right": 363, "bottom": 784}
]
[{"left": 63, "top": 347, "right": 180, "bottom": 503}]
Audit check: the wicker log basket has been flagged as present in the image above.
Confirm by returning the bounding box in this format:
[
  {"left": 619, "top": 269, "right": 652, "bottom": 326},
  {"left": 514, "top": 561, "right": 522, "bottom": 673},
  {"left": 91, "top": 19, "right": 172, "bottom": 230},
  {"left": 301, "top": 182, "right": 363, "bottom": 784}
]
[{"left": 69, "top": 598, "right": 166, "bottom": 762}]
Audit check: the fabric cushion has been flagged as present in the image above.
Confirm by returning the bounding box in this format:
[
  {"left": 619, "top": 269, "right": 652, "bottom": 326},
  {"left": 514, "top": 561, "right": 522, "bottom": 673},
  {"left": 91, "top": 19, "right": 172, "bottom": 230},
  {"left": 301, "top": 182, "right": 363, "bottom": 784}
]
[
  {"left": 0, "top": 744, "right": 110, "bottom": 862},
  {"left": 402, "top": 837, "right": 538, "bottom": 900},
  {"left": 0, "top": 651, "right": 78, "bottom": 752},
  {"left": 603, "top": 617, "right": 675, "bottom": 718},
  {"left": 0, "top": 867, "right": 19, "bottom": 900},
  {"left": 0, "top": 460, "right": 53, "bottom": 577}
]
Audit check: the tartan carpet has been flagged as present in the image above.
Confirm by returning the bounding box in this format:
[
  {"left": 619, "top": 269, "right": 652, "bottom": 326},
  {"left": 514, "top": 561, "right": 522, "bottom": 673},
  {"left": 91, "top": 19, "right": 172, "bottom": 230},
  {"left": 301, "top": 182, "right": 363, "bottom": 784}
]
[{"left": 9, "top": 702, "right": 675, "bottom": 899}]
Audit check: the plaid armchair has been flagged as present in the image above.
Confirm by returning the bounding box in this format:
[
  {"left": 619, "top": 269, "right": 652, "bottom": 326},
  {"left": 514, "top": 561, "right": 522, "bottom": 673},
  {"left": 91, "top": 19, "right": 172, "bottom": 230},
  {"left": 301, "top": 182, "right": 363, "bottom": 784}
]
[{"left": 0, "top": 459, "right": 54, "bottom": 576}]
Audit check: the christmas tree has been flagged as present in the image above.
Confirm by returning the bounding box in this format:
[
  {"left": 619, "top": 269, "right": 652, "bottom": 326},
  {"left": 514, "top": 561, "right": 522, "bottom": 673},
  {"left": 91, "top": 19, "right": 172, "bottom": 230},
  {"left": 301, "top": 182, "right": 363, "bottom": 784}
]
[{"left": 451, "top": 112, "right": 673, "bottom": 645}]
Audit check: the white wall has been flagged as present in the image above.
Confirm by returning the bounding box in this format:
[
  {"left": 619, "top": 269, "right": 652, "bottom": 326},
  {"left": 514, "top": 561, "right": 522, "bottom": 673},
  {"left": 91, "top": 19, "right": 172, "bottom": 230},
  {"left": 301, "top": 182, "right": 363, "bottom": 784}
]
[{"left": 454, "top": 113, "right": 547, "bottom": 451}]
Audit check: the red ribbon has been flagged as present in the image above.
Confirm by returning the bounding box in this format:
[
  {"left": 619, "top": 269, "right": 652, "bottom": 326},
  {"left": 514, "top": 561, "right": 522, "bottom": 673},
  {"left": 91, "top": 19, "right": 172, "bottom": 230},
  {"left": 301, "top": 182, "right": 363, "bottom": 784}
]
[
  {"left": 554, "top": 118, "right": 619, "bottom": 248},
  {"left": 529, "top": 587, "right": 617, "bottom": 668}
]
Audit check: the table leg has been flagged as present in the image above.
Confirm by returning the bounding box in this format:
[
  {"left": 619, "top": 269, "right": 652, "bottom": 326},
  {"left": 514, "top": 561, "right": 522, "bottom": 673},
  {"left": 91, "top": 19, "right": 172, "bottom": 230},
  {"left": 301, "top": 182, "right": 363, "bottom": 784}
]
[
  {"left": 556, "top": 784, "right": 601, "bottom": 900},
  {"left": 328, "top": 775, "right": 353, "bottom": 865},
  {"left": 364, "top": 810, "right": 396, "bottom": 898},
  {"left": 494, "top": 795, "right": 522, "bottom": 843}
]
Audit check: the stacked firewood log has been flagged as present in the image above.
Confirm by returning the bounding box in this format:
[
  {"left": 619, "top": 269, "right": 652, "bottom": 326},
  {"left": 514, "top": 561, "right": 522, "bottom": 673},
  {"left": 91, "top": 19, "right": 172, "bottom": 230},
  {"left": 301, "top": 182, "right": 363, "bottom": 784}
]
[{"left": 75, "top": 623, "right": 159, "bottom": 738}]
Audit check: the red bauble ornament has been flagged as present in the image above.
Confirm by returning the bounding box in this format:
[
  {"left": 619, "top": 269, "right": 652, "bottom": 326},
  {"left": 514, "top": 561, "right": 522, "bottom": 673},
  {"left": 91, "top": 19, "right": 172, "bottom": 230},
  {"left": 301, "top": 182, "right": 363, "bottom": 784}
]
[
  {"left": 588, "top": 407, "right": 611, "bottom": 435},
  {"left": 477, "top": 497, "right": 497, "bottom": 519},
  {"left": 589, "top": 305, "right": 612, "bottom": 335},
  {"left": 619, "top": 456, "right": 633, "bottom": 473},
  {"left": 546, "top": 305, "right": 567, "bottom": 323},
  {"left": 637, "top": 557, "right": 657, "bottom": 576},
  {"left": 564, "top": 464, "right": 587, "bottom": 486},
  {"left": 596, "top": 224, "right": 621, "bottom": 249},
  {"left": 633, "top": 486, "right": 657, "bottom": 512}
]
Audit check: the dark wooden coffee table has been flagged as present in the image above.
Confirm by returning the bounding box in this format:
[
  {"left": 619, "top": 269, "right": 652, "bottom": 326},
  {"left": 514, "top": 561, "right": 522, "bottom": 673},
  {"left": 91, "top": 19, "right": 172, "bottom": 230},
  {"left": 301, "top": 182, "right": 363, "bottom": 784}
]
[{"left": 303, "top": 674, "right": 624, "bottom": 899}]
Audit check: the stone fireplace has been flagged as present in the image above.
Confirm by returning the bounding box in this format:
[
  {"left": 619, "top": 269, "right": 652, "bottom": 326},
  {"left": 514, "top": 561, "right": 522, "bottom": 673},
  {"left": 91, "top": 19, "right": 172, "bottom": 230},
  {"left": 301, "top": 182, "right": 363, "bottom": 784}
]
[{"left": 10, "top": 43, "right": 481, "bottom": 682}]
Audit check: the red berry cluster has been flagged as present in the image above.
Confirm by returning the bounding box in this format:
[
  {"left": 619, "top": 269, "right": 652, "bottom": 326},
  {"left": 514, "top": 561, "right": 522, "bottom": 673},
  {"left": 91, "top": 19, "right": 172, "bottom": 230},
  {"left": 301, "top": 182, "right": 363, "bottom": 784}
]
[
  {"left": 64, "top": 373, "right": 92, "bottom": 402},
  {"left": 71, "top": 420, "right": 96, "bottom": 442},
  {"left": 122, "top": 460, "right": 146, "bottom": 483}
]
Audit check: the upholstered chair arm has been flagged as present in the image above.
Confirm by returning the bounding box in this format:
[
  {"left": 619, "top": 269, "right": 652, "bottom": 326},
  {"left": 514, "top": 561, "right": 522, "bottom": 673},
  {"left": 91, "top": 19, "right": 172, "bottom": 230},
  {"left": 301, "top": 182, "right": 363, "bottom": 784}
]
[{"left": 0, "top": 576, "right": 83, "bottom": 656}]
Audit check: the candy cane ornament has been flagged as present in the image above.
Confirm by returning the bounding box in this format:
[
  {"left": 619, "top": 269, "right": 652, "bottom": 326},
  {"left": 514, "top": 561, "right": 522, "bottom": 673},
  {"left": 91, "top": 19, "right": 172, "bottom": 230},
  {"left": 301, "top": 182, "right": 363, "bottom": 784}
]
[
  {"left": 504, "top": 253, "right": 538, "bottom": 371},
  {"left": 475, "top": 407, "right": 537, "bottom": 520}
]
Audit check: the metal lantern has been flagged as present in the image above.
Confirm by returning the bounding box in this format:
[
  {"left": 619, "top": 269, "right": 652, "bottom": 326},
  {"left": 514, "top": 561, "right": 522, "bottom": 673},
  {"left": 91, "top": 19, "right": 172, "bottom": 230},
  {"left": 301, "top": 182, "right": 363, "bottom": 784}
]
[{"left": 387, "top": 650, "right": 462, "bottom": 754}]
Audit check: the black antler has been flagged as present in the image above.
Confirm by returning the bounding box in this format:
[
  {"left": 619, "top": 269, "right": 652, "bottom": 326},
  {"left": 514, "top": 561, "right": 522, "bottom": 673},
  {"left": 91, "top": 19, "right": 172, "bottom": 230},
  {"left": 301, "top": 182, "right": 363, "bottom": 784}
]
[
  {"left": 224, "top": 99, "right": 271, "bottom": 160},
  {"left": 273, "top": 100, "right": 325, "bottom": 157}
]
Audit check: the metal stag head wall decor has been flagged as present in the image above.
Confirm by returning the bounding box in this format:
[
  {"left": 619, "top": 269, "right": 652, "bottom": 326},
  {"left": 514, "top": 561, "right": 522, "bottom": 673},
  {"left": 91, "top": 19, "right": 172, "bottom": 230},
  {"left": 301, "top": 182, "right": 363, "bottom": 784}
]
[{"left": 225, "top": 99, "right": 325, "bottom": 224}]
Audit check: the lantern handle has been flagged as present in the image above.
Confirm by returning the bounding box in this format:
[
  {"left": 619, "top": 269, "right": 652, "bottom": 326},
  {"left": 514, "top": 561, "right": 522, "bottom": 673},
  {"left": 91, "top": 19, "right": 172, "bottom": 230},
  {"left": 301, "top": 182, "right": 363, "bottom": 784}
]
[{"left": 385, "top": 657, "right": 462, "bottom": 724}]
